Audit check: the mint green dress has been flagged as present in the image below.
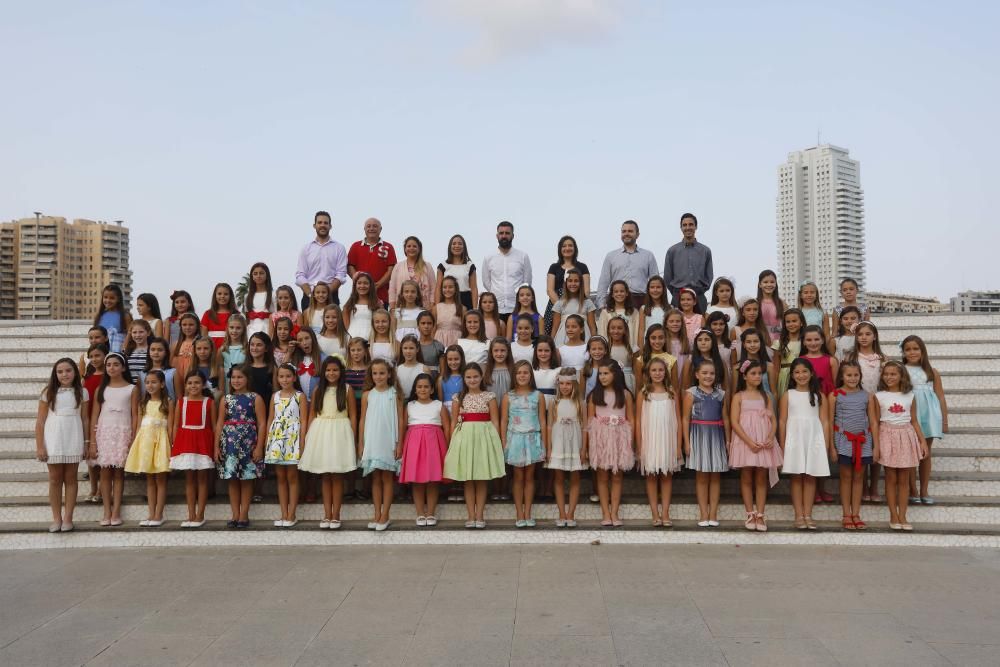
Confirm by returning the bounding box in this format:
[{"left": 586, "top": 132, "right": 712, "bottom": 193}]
[{"left": 442, "top": 391, "right": 506, "bottom": 481}]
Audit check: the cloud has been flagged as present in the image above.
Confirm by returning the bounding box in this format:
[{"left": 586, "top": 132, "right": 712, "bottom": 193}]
[{"left": 426, "top": 0, "right": 621, "bottom": 64}]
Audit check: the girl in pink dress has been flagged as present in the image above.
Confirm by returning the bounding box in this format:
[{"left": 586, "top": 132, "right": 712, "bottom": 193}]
[
  {"left": 478, "top": 292, "right": 502, "bottom": 341},
  {"left": 756, "top": 270, "right": 786, "bottom": 342},
  {"left": 876, "top": 361, "right": 928, "bottom": 531},
  {"left": 433, "top": 276, "right": 464, "bottom": 348},
  {"left": 728, "top": 359, "right": 783, "bottom": 532},
  {"left": 587, "top": 359, "right": 635, "bottom": 527},
  {"left": 398, "top": 374, "right": 451, "bottom": 526}
]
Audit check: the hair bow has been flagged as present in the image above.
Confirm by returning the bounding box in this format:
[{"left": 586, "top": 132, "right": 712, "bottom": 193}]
[
  {"left": 297, "top": 362, "right": 316, "bottom": 376},
  {"left": 739, "top": 360, "right": 752, "bottom": 374}
]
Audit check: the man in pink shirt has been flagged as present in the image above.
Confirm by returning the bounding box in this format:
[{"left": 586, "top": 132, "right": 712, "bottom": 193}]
[
  {"left": 295, "top": 210, "right": 348, "bottom": 308},
  {"left": 347, "top": 217, "right": 396, "bottom": 306}
]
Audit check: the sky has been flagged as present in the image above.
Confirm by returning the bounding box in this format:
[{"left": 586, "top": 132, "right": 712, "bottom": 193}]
[{"left": 3, "top": 1, "right": 998, "bottom": 314}]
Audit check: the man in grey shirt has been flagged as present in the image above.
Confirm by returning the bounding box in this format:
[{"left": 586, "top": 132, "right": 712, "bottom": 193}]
[
  {"left": 595, "top": 220, "right": 660, "bottom": 308},
  {"left": 663, "top": 212, "right": 713, "bottom": 312}
]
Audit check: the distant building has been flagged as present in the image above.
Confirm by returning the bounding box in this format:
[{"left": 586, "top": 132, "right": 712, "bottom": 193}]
[
  {"left": 952, "top": 291, "right": 1000, "bottom": 313},
  {"left": 776, "top": 144, "right": 866, "bottom": 307},
  {"left": 867, "top": 291, "right": 949, "bottom": 314},
  {"left": 0, "top": 216, "right": 131, "bottom": 320}
]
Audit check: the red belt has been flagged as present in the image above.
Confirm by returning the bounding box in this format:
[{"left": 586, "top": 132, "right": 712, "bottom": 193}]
[
  {"left": 248, "top": 311, "right": 270, "bottom": 321},
  {"left": 460, "top": 413, "right": 490, "bottom": 422},
  {"left": 691, "top": 419, "right": 723, "bottom": 426},
  {"left": 835, "top": 424, "right": 867, "bottom": 471}
]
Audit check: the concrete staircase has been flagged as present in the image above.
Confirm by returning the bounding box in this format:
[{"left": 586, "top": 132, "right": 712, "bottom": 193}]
[{"left": 2, "top": 316, "right": 1000, "bottom": 549}]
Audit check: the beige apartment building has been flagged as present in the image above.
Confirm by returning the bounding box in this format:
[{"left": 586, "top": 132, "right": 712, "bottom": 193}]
[{"left": 0, "top": 216, "right": 131, "bottom": 320}]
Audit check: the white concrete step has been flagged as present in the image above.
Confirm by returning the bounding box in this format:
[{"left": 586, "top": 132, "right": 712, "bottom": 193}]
[
  {"left": 0, "top": 365, "right": 68, "bottom": 380},
  {"left": 941, "top": 374, "right": 1000, "bottom": 391},
  {"left": 0, "top": 334, "right": 88, "bottom": 350},
  {"left": 934, "top": 358, "right": 1000, "bottom": 372},
  {"left": 0, "top": 350, "right": 89, "bottom": 364},
  {"left": 949, "top": 412, "right": 1000, "bottom": 429},
  {"left": 0, "top": 497, "right": 997, "bottom": 525},
  {"left": 879, "top": 328, "right": 1000, "bottom": 343},
  {"left": 874, "top": 314, "right": 1000, "bottom": 328},
  {"left": 0, "top": 320, "right": 91, "bottom": 336}
]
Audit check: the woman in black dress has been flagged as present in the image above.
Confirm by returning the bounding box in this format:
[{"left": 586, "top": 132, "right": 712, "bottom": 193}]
[{"left": 543, "top": 235, "right": 590, "bottom": 336}]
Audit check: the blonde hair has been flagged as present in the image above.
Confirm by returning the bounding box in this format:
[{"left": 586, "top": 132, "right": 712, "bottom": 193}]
[{"left": 554, "top": 366, "right": 584, "bottom": 422}]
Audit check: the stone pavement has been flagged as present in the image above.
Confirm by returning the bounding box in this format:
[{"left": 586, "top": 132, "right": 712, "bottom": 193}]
[{"left": 0, "top": 545, "right": 997, "bottom": 666}]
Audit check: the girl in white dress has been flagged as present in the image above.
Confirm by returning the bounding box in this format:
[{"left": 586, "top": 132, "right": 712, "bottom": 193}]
[
  {"left": 557, "top": 315, "right": 588, "bottom": 372},
  {"left": 36, "top": 358, "right": 89, "bottom": 533},
  {"left": 457, "top": 309, "right": 489, "bottom": 365},
  {"left": 547, "top": 368, "right": 587, "bottom": 527},
  {"left": 636, "top": 357, "right": 682, "bottom": 527},
  {"left": 779, "top": 358, "right": 833, "bottom": 530},
  {"left": 244, "top": 262, "right": 274, "bottom": 336},
  {"left": 317, "top": 304, "right": 348, "bottom": 360},
  {"left": 344, "top": 272, "right": 379, "bottom": 341},
  {"left": 510, "top": 315, "right": 536, "bottom": 363},
  {"left": 637, "top": 275, "right": 669, "bottom": 339}
]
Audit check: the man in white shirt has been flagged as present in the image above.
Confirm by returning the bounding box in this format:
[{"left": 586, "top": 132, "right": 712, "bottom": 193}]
[{"left": 481, "top": 221, "right": 532, "bottom": 321}]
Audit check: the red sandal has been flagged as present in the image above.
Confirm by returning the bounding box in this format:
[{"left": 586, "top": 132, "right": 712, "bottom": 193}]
[
  {"left": 842, "top": 515, "right": 856, "bottom": 530},
  {"left": 852, "top": 515, "right": 867, "bottom": 530}
]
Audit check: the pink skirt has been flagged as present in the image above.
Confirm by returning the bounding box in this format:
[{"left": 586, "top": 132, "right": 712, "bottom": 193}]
[
  {"left": 398, "top": 424, "right": 447, "bottom": 484},
  {"left": 587, "top": 418, "right": 634, "bottom": 473},
  {"left": 878, "top": 423, "right": 923, "bottom": 469},
  {"left": 729, "top": 411, "right": 784, "bottom": 470}
]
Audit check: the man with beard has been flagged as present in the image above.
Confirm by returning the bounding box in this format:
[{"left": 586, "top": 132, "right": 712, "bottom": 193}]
[
  {"left": 481, "top": 220, "right": 532, "bottom": 321},
  {"left": 295, "top": 210, "right": 348, "bottom": 308},
  {"left": 595, "top": 219, "right": 660, "bottom": 308}
]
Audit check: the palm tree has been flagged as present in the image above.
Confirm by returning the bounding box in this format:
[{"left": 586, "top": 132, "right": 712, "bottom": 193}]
[{"left": 235, "top": 273, "right": 250, "bottom": 312}]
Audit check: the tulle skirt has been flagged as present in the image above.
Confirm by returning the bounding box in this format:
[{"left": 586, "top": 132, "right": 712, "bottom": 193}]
[{"left": 588, "top": 418, "right": 634, "bottom": 473}]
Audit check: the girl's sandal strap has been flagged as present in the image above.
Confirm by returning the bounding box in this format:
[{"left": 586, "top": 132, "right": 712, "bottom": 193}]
[
  {"left": 851, "top": 515, "right": 867, "bottom": 530},
  {"left": 842, "top": 515, "right": 856, "bottom": 530}
]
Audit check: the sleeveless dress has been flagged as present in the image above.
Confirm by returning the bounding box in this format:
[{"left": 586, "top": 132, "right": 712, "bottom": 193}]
[
  {"left": 483, "top": 318, "right": 500, "bottom": 341},
  {"left": 610, "top": 345, "right": 635, "bottom": 393},
  {"left": 682, "top": 313, "right": 702, "bottom": 347},
  {"left": 347, "top": 306, "right": 374, "bottom": 341},
  {"left": 396, "top": 363, "right": 425, "bottom": 399},
  {"left": 760, "top": 299, "right": 782, "bottom": 341},
  {"left": 856, "top": 352, "right": 882, "bottom": 394},
  {"left": 588, "top": 390, "right": 634, "bottom": 473},
  {"left": 552, "top": 297, "right": 597, "bottom": 346},
  {"left": 345, "top": 368, "right": 366, "bottom": 412},
  {"left": 220, "top": 346, "right": 246, "bottom": 392},
  {"left": 438, "top": 261, "right": 476, "bottom": 309},
  {"left": 140, "top": 368, "right": 176, "bottom": 402},
  {"left": 548, "top": 398, "right": 585, "bottom": 471},
  {"left": 246, "top": 292, "right": 272, "bottom": 336},
  {"left": 218, "top": 393, "right": 264, "bottom": 480},
  {"left": 98, "top": 311, "right": 126, "bottom": 353},
  {"left": 125, "top": 400, "right": 171, "bottom": 474},
  {"left": 42, "top": 387, "right": 88, "bottom": 464},
  {"left": 511, "top": 341, "right": 535, "bottom": 363},
  {"left": 773, "top": 339, "right": 802, "bottom": 397},
  {"left": 669, "top": 338, "right": 690, "bottom": 386},
  {"left": 398, "top": 400, "right": 447, "bottom": 484},
  {"left": 802, "top": 307, "right": 824, "bottom": 329},
  {"left": 533, "top": 368, "right": 561, "bottom": 408},
  {"left": 317, "top": 334, "right": 345, "bottom": 360},
  {"left": 781, "top": 390, "right": 829, "bottom": 477},
  {"left": 201, "top": 311, "right": 231, "bottom": 349},
  {"left": 504, "top": 391, "right": 545, "bottom": 466},
  {"left": 370, "top": 341, "right": 395, "bottom": 365},
  {"left": 442, "top": 391, "right": 506, "bottom": 481},
  {"left": 309, "top": 309, "right": 325, "bottom": 335},
  {"left": 299, "top": 388, "right": 357, "bottom": 474},
  {"left": 441, "top": 374, "right": 463, "bottom": 412},
  {"left": 174, "top": 339, "right": 194, "bottom": 378},
  {"left": 95, "top": 384, "right": 135, "bottom": 468},
  {"left": 876, "top": 391, "right": 923, "bottom": 468},
  {"left": 394, "top": 306, "right": 422, "bottom": 342},
  {"left": 433, "top": 303, "right": 462, "bottom": 347},
  {"left": 638, "top": 392, "right": 681, "bottom": 475},
  {"left": 558, "top": 344, "right": 588, "bottom": 372},
  {"left": 264, "top": 392, "right": 303, "bottom": 464},
  {"left": 906, "top": 366, "right": 943, "bottom": 440},
  {"left": 686, "top": 387, "right": 728, "bottom": 473},
  {"left": 170, "top": 397, "right": 215, "bottom": 470},
  {"left": 488, "top": 368, "right": 511, "bottom": 400},
  {"left": 834, "top": 335, "right": 855, "bottom": 362},
  {"left": 804, "top": 355, "right": 835, "bottom": 394},
  {"left": 833, "top": 390, "right": 873, "bottom": 468},
  {"left": 360, "top": 387, "right": 401, "bottom": 475},
  {"left": 457, "top": 338, "right": 489, "bottom": 365},
  {"left": 728, "top": 396, "right": 782, "bottom": 482},
  {"left": 644, "top": 306, "right": 667, "bottom": 336},
  {"left": 705, "top": 305, "right": 738, "bottom": 325}
]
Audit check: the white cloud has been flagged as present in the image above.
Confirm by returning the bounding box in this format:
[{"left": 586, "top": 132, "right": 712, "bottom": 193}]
[{"left": 426, "top": 0, "right": 621, "bottom": 64}]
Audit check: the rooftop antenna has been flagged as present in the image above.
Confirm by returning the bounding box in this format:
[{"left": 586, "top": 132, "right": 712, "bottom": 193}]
[{"left": 816, "top": 128, "right": 822, "bottom": 147}]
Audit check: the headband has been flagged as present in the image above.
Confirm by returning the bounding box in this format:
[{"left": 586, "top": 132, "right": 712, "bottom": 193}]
[
  {"left": 106, "top": 352, "right": 126, "bottom": 364},
  {"left": 678, "top": 287, "right": 697, "bottom": 296},
  {"left": 738, "top": 359, "right": 753, "bottom": 374}
]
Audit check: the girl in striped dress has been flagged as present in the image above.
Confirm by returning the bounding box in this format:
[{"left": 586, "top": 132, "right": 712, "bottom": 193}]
[{"left": 831, "top": 361, "right": 877, "bottom": 530}]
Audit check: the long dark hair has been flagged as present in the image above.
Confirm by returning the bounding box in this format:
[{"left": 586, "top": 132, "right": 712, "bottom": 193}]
[
  {"left": 737, "top": 328, "right": 771, "bottom": 365},
  {"left": 248, "top": 332, "right": 276, "bottom": 374},
  {"left": 788, "top": 358, "right": 821, "bottom": 407},
  {"left": 641, "top": 323, "right": 667, "bottom": 366},
  {"left": 555, "top": 235, "right": 579, "bottom": 265},
  {"left": 407, "top": 373, "right": 439, "bottom": 402},
  {"left": 445, "top": 234, "right": 470, "bottom": 264},
  {"left": 836, "top": 305, "right": 861, "bottom": 336},
  {"left": 140, "top": 370, "right": 170, "bottom": 416},
  {"left": 84, "top": 343, "right": 109, "bottom": 378},
  {"left": 45, "top": 358, "right": 83, "bottom": 408},
  {"left": 900, "top": 335, "right": 936, "bottom": 385},
  {"left": 136, "top": 293, "right": 163, "bottom": 320},
  {"left": 438, "top": 275, "right": 465, "bottom": 319},
  {"left": 604, "top": 279, "right": 635, "bottom": 315},
  {"left": 801, "top": 324, "right": 832, "bottom": 357},
  {"left": 94, "top": 284, "right": 128, "bottom": 327},
  {"left": 710, "top": 277, "right": 735, "bottom": 307},
  {"left": 588, "top": 359, "right": 627, "bottom": 409},
  {"left": 532, "top": 335, "right": 561, "bottom": 370},
  {"left": 246, "top": 262, "right": 274, "bottom": 311},
  {"left": 206, "top": 283, "right": 236, "bottom": 324},
  {"left": 777, "top": 308, "right": 806, "bottom": 359},
  {"left": 456, "top": 361, "right": 485, "bottom": 405},
  {"left": 345, "top": 272, "right": 380, "bottom": 316},
  {"left": 756, "top": 270, "right": 784, "bottom": 322},
  {"left": 145, "top": 337, "right": 172, "bottom": 371},
  {"left": 642, "top": 275, "right": 668, "bottom": 316},
  {"left": 312, "top": 355, "right": 348, "bottom": 413},
  {"left": 690, "top": 330, "right": 726, "bottom": 388},
  {"left": 705, "top": 311, "right": 732, "bottom": 350},
  {"left": 735, "top": 297, "right": 771, "bottom": 346},
  {"left": 835, "top": 360, "right": 863, "bottom": 391},
  {"left": 734, "top": 359, "right": 769, "bottom": 409},
  {"left": 169, "top": 290, "right": 196, "bottom": 318},
  {"left": 97, "top": 352, "right": 133, "bottom": 404}
]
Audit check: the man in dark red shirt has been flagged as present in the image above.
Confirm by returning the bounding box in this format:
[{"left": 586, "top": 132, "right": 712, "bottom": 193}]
[{"left": 347, "top": 217, "right": 397, "bottom": 306}]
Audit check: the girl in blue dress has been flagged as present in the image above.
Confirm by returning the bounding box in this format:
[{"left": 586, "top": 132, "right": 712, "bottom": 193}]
[
  {"left": 683, "top": 359, "right": 730, "bottom": 527},
  {"left": 214, "top": 366, "right": 266, "bottom": 528},
  {"left": 94, "top": 284, "right": 131, "bottom": 353},
  {"left": 902, "top": 335, "right": 948, "bottom": 504},
  {"left": 359, "top": 359, "right": 405, "bottom": 531},
  {"left": 501, "top": 360, "right": 547, "bottom": 527}
]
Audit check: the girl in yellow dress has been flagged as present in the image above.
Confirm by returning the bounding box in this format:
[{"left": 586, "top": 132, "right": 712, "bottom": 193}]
[{"left": 125, "top": 370, "right": 173, "bottom": 526}]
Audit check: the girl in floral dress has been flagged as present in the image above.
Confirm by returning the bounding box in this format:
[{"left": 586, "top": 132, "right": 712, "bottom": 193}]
[
  {"left": 264, "top": 364, "right": 308, "bottom": 527},
  {"left": 215, "top": 366, "right": 266, "bottom": 528}
]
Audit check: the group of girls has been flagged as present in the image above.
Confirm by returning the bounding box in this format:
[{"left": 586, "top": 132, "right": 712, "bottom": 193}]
[{"left": 35, "top": 259, "right": 946, "bottom": 531}]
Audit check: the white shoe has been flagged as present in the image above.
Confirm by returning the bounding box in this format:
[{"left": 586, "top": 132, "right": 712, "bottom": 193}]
[
  {"left": 707, "top": 520, "right": 720, "bottom": 527},
  {"left": 589, "top": 494, "right": 599, "bottom": 503},
  {"left": 555, "top": 519, "right": 567, "bottom": 528},
  {"left": 319, "top": 520, "right": 330, "bottom": 529},
  {"left": 329, "top": 520, "right": 341, "bottom": 530},
  {"left": 566, "top": 520, "right": 577, "bottom": 528},
  {"left": 147, "top": 520, "right": 163, "bottom": 527},
  {"left": 375, "top": 521, "right": 390, "bottom": 532},
  {"left": 464, "top": 520, "right": 476, "bottom": 529},
  {"left": 475, "top": 520, "right": 486, "bottom": 529},
  {"left": 180, "top": 521, "right": 192, "bottom": 528},
  {"left": 425, "top": 516, "right": 437, "bottom": 526},
  {"left": 188, "top": 520, "right": 206, "bottom": 528},
  {"left": 274, "top": 520, "right": 284, "bottom": 527},
  {"left": 698, "top": 520, "right": 710, "bottom": 527},
  {"left": 139, "top": 520, "right": 150, "bottom": 527},
  {"left": 367, "top": 522, "right": 377, "bottom": 530},
  {"left": 283, "top": 520, "right": 298, "bottom": 528},
  {"left": 416, "top": 516, "right": 427, "bottom": 527}
]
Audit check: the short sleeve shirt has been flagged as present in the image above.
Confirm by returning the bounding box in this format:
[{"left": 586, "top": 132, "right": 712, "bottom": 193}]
[{"left": 348, "top": 239, "right": 397, "bottom": 304}]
